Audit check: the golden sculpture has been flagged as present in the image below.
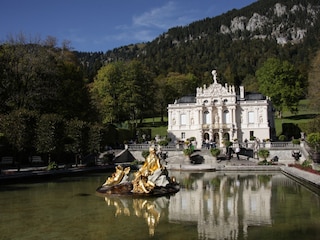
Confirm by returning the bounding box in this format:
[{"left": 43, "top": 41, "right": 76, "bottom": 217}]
[
  {"left": 132, "top": 146, "right": 169, "bottom": 193},
  {"left": 103, "top": 165, "right": 130, "bottom": 186},
  {"left": 98, "top": 146, "right": 180, "bottom": 236},
  {"left": 97, "top": 145, "right": 179, "bottom": 196}
]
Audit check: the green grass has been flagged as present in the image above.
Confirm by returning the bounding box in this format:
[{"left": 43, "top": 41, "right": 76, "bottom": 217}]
[
  {"left": 138, "top": 117, "right": 168, "bottom": 139},
  {"left": 275, "top": 99, "right": 319, "bottom": 136}
]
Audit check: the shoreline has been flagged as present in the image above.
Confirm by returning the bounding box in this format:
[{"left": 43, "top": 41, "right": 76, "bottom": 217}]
[{"left": 0, "top": 160, "right": 319, "bottom": 191}]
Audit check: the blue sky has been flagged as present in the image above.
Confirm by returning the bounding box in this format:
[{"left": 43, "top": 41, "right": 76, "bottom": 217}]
[{"left": 1, "top": 0, "right": 257, "bottom": 52}]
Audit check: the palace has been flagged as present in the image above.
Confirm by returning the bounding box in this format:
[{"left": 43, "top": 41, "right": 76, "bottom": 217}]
[{"left": 167, "top": 70, "right": 276, "bottom": 149}]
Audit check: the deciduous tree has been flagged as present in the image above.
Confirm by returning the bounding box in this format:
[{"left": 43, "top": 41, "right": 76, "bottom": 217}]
[{"left": 256, "top": 58, "right": 306, "bottom": 118}]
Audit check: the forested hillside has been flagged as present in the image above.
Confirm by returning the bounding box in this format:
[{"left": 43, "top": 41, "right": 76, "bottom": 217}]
[{"left": 77, "top": 0, "right": 320, "bottom": 91}]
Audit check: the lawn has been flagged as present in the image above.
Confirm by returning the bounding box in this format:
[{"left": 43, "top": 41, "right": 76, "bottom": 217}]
[
  {"left": 138, "top": 117, "right": 168, "bottom": 139},
  {"left": 275, "top": 99, "right": 319, "bottom": 136}
]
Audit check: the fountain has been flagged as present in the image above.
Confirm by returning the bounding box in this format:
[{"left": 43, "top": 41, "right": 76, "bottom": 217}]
[{"left": 96, "top": 146, "right": 180, "bottom": 196}]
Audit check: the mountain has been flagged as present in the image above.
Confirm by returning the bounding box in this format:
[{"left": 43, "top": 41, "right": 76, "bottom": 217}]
[{"left": 76, "top": 0, "right": 320, "bottom": 89}]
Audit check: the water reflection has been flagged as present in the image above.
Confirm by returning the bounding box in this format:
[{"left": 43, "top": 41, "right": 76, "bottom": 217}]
[
  {"left": 103, "top": 195, "right": 169, "bottom": 236},
  {"left": 1, "top": 172, "right": 319, "bottom": 239},
  {"left": 98, "top": 171, "right": 320, "bottom": 239},
  {"left": 169, "top": 172, "right": 273, "bottom": 239}
]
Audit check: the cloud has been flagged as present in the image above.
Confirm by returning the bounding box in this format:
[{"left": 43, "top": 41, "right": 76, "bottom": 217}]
[
  {"left": 85, "top": 1, "right": 207, "bottom": 50},
  {"left": 110, "top": 1, "right": 199, "bottom": 44},
  {"left": 132, "top": 1, "right": 177, "bottom": 29},
  {"left": 132, "top": 1, "right": 198, "bottom": 30}
]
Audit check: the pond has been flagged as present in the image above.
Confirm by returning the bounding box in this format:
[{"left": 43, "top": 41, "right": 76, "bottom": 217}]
[{"left": 0, "top": 170, "right": 319, "bottom": 240}]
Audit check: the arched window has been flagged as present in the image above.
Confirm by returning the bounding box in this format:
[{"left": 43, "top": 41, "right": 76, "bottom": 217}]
[
  {"left": 203, "top": 111, "right": 210, "bottom": 124},
  {"left": 223, "top": 110, "right": 230, "bottom": 123}
]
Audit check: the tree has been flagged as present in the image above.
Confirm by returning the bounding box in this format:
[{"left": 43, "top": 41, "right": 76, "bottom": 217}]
[
  {"left": 256, "top": 58, "right": 306, "bottom": 118},
  {"left": 166, "top": 72, "right": 198, "bottom": 98},
  {"left": 0, "top": 109, "right": 38, "bottom": 165},
  {"left": 90, "top": 61, "right": 155, "bottom": 124},
  {"left": 90, "top": 62, "right": 125, "bottom": 123},
  {"left": 0, "top": 43, "right": 56, "bottom": 113},
  {"left": 154, "top": 75, "right": 175, "bottom": 122},
  {"left": 55, "top": 54, "right": 95, "bottom": 121},
  {"left": 35, "top": 114, "right": 65, "bottom": 163},
  {"left": 87, "top": 123, "right": 102, "bottom": 154},
  {"left": 65, "top": 119, "right": 88, "bottom": 166},
  {"left": 308, "top": 50, "right": 320, "bottom": 111},
  {"left": 120, "top": 60, "right": 155, "bottom": 124},
  {"left": 0, "top": 38, "right": 93, "bottom": 121}
]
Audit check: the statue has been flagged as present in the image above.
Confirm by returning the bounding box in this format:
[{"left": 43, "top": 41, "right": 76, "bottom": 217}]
[
  {"left": 96, "top": 145, "right": 179, "bottom": 196},
  {"left": 212, "top": 69, "right": 217, "bottom": 84},
  {"left": 132, "top": 146, "right": 169, "bottom": 193},
  {"left": 102, "top": 165, "right": 130, "bottom": 186}
]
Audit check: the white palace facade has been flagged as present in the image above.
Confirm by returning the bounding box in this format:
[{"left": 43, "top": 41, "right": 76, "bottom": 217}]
[{"left": 167, "top": 70, "right": 276, "bottom": 149}]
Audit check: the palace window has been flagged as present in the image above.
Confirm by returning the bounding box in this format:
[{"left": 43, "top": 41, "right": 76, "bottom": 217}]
[
  {"left": 180, "top": 114, "right": 187, "bottom": 125},
  {"left": 203, "top": 111, "right": 210, "bottom": 124},
  {"left": 223, "top": 110, "right": 230, "bottom": 124},
  {"left": 248, "top": 111, "right": 254, "bottom": 123},
  {"left": 250, "top": 131, "right": 254, "bottom": 139},
  {"left": 181, "top": 132, "right": 185, "bottom": 139}
]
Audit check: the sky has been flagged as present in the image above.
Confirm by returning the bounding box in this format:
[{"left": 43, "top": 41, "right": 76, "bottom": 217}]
[{"left": 1, "top": 0, "right": 257, "bottom": 52}]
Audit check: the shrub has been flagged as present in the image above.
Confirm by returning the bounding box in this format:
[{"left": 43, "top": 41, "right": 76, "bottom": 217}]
[
  {"left": 292, "top": 139, "right": 300, "bottom": 145},
  {"left": 210, "top": 148, "right": 221, "bottom": 157},
  {"left": 301, "top": 159, "right": 312, "bottom": 168},
  {"left": 47, "top": 161, "right": 58, "bottom": 171},
  {"left": 278, "top": 135, "right": 287, "bottom": 141},
  {"left": 258, "top": 149, "right": 270, "bottom": 160},
  {"left": 258, "top": 159, "right": 271, "bottom": 165},
  {"left": 158, "top": 140, "right": 169, "bottom": 146},
  {"left": 223, "top": 140, "right": 233, "bottom": 148},
  {"left": 307, "top": 132, "right": 320, "bottom": 152},
  {"left": 188, "top": 137, "right": 196, "bottom": 141},
  {"left": 183, "top": 148, "right": 194, "bottom": 156}
]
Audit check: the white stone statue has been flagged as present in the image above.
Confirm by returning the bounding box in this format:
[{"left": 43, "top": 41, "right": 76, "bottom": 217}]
[{"left": 212, "top": 70, "right": 217, "bottom": 84}]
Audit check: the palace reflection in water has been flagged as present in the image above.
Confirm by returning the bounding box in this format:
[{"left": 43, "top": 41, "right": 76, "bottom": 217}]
[
  {"left": 102, "top": 171, "right": 320, "bottom": 239},
  {"left": 169, "top": 172, "right": 273, "bottom": 239},
  {"left": 2, "top": 171, "right": 318, "bottom": 239}
]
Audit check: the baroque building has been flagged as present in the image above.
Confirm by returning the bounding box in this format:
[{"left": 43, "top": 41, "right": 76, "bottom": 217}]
[{"left": 167, "top": 70, "right": 275, "bottom": 148}]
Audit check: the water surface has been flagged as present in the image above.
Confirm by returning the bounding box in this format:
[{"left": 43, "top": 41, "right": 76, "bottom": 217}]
[{"left": 0, "top": 171, "right": 319, "bottom": 240}]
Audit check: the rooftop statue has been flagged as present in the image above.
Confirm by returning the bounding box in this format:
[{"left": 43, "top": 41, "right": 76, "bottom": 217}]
[{"left": 212, "top": 69, "right": 217, "bottom": 84}]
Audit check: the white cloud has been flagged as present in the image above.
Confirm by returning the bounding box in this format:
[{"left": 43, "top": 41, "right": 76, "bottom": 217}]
[
  {"left": 132, "top": 1, "right": 177, "bottom": 29},
  {"left": 132, "top": 1, "right": 199, "bottom": 30},
  {"left": 92, "top": 1, "right": 207, "bottom": 50}
]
